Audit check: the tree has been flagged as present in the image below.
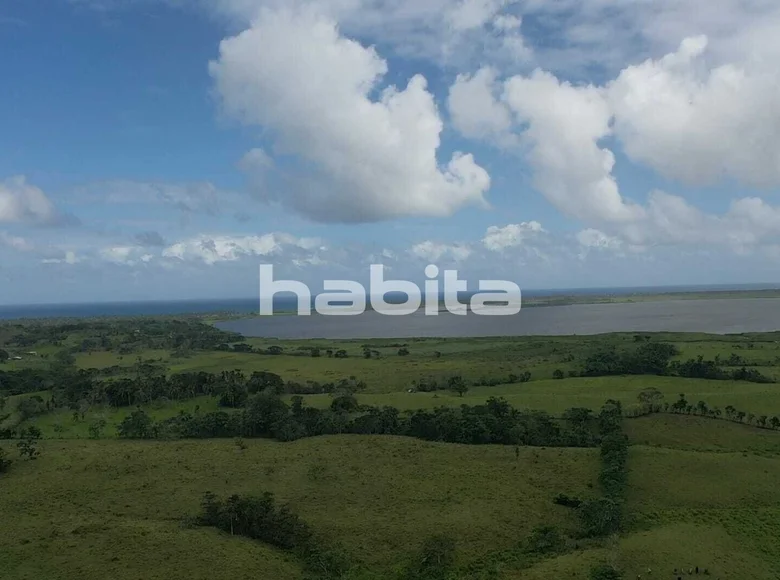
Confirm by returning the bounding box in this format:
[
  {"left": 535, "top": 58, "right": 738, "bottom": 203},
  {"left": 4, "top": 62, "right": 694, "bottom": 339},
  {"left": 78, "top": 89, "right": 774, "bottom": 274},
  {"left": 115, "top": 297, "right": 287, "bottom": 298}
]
[
  {"left": 266, "top": 345, "right": 284, "bottom": 355},
  {"left": 330, "top": 394, "right": 359, "bottom": 413},
  {"left": 552, "top": 369, "right": 564, "bottom": 380},
  {"left": 448, "top": 376, "right": 468, "bottom": 397},
  {"left": 672, "top": 393, "right": 688, "bottom": 413},
  {"left": 363, "top": 348, "right": 372, "bottom": 359},
  {"left": 0, "top": 349, "right": 8, "bottom": 363},
  {"left": 637, "top": 387, "right": 664, "bottom": 410},
  {"left": 17, "top": 395, "right": 46, "bottom": 421},
  {"left": 247, "top": 371, "right": 284, "bottom": 395},
  {"left": 0, "top": 395, "right": 6, "bottom": 412},
  {"left": 0, "top": 446, "right": 11, "bottom": 473},
  {"left": 579, "top": 497, "right": 621, "bottom": 537},
  {"left": 17, "top": 426, "right": 41, "bottom": 460},
  {"left": 118, "top": 409, "right": 154, "bottom": 439},
  {"left": 563, "top": 407, "right": 593, "bottom": 428},
  {"left": 771, "top": 416, "right": 780, "bottom": 430},
  {"left": 398, "top": 347, "right": 410, "bottom": 356},
  {"left": 88, "top": 418, "right": 107, "bottom": 439},
  {"left": 334, "top": 349, "right": 348, "bottom": 359}
]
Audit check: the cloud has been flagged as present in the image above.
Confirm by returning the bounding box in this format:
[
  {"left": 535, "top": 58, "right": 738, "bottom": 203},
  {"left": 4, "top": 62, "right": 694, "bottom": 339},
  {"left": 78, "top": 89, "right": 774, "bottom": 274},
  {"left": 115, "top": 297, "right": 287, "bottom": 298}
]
[
  {"left": 0, "top": 232, "right": 35, "bottom": 252},
  {"left": 449, "top": 35, "right": 780, "bottom": 253},
  {"left": 210, "top": 0, "right": 529, "bottom": 68},
  {"left": 448, "top": 67, "right": 516, "bottom": 146},
  {"left": 76, "top": 180, "right": 244, "bottom": 216},
  {"left": 575, "top": 228, "right": 634, "bottom": 260},
  {"left": 42, "top": 251, "right": 81, "bottom": 265},
  {"left": 161, "top": 232, "right": 322, "bottom": 265},
  {"left": 410, "top": 240, "right": 472, "bottom": 262},
  {"left": 608, "top": 35, "right": 780, "bottom": 188},
  {"left": 100, "top": 246, "right": 143, "bottom": 265},
  {"left": 209, "top": 4, "right": 491, "bottom": 223},
  {"left": 0, "top": 176, "right": 68, "bottom": 226},
  {"left": 483, "top": 221, "right": 544, "bottom": 251}
]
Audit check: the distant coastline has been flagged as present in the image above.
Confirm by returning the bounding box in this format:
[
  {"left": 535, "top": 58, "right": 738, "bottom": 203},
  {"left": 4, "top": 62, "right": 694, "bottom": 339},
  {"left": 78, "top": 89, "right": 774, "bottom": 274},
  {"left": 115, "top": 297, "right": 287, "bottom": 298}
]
[{"left": 1, "top": 283, "right": 780, "bottom": 321}]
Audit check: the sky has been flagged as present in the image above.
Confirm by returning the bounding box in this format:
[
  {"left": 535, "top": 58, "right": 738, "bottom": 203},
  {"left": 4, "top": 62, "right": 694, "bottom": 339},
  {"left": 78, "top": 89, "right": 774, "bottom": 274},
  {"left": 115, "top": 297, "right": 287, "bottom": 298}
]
[{"left": 2, "top": 0, "right": 780, "bottom": 304}]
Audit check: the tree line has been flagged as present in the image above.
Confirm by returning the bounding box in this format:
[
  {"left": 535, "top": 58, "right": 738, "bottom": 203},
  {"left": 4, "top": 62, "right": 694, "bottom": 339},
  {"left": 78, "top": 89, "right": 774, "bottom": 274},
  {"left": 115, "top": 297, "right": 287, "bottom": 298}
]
[
  {"left": 578, "top": 342, "right": 774, "bottom": 383},
  {"left": 112, "top": 394, "right": 600, "bottom": 449},
  {"left": 2, "top": 319, "right": 242, "bottom": 354},
  {"left": 630, "top": 388, "right": 780, "bottom": 430}
]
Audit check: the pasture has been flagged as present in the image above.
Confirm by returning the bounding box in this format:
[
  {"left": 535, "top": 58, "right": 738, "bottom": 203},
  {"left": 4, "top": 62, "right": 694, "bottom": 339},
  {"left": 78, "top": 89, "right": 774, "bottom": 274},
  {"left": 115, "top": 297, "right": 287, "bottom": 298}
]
[{"left": 4, "top": 320, "right": 780, "bottom": 578}]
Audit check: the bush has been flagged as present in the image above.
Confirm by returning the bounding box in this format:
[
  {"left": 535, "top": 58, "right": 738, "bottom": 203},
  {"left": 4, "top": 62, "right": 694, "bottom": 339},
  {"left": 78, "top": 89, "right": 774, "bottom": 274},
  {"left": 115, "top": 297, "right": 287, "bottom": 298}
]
[
  {"left": 17, "top": 426, "right": 41, "bottom": 460},
  {"left": 117, "top": 409, "right": 155, "bottom": 439},
  {"left": 196, "top": 492, "right": 350, "bottom": 578},
  {"left": 0, "top": 446, "right": 11, "bottom": 473},
  {"left": 578, "top": 497, "right": 622, "bottom": 537},
  {"left": 403, "top": 534, "right": 457, "bottom": 580},
  {"left": 88, "top": 418, "right": 107, "bottom": 440},
  {"left": 553, "top": 493, "right": 582, "bottom": 508},
  {"left": 525, "top": 525, "right": 564, "bottom": 554}
]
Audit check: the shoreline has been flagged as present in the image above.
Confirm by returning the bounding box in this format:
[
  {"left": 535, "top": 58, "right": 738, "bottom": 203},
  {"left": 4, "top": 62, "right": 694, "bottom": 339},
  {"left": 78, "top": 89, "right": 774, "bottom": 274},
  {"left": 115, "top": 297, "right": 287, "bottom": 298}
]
[{"left": 2, "top": 287, "right": 780, "bottom": 323}]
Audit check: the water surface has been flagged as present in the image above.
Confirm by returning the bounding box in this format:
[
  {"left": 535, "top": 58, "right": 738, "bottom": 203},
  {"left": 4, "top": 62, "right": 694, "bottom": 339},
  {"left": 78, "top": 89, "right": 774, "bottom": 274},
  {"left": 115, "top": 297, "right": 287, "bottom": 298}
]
[{"left": 215, "top": 298, "right": 780, "bottom": 339}]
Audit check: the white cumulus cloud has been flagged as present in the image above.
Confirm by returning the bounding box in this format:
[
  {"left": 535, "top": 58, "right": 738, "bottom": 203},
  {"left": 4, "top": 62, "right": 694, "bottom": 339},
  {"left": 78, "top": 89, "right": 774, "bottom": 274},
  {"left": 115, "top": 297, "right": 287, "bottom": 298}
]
[
  {"left": 162, "top": 233, "right": 321, "bottom": 265},
  {"left": 0, "top": 176, "right": 64, "bottom": 225},
  {"left": 483, "top": 221, "right": 544, "bottom": 251},
  {"left": 209, "top": 5, "right": 490, "bottom": 223},
  {"left": 410, "top": 240, "right": 472, "bottom": 262}
]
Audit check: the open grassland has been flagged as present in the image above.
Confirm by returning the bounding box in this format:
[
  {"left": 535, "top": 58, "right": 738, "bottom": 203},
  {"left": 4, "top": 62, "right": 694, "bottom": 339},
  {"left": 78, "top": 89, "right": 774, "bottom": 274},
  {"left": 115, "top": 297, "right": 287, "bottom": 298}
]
[
  {"left": 624, "top": 413, "right": 780, "bottom": 454},
  {"left": 0, "top": 437, "right": 597, "bottom": 580},
  {"left": 6, "top": 321, "right": 780, "bottom": 578},
  {"left": 64, "top": 332, "right": 780, "bottom": 395},
  {"left": 5, "top": 421, "right": 780, "bottom": 579}
]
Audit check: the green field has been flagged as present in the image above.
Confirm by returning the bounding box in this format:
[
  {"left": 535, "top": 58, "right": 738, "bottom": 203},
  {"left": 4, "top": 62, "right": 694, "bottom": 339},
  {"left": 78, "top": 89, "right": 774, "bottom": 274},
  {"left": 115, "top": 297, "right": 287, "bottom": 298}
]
[{"left": 4, "top": 317, "right": 780, "bottom": 578}]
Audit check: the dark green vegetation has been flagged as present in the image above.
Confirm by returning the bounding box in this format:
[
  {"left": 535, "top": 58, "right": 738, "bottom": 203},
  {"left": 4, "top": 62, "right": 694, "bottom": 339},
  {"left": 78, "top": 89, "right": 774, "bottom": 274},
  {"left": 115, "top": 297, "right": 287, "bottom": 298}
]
[{"left": 3, "top": 316, "right": 780, "bottom": 578}]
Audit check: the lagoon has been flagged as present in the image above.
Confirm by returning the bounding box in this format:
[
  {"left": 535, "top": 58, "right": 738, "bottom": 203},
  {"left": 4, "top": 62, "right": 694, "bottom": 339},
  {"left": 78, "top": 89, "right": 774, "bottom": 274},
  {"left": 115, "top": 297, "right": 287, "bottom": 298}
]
[{"left": 215, "top": 297, "right": 780, "bottom": 339}]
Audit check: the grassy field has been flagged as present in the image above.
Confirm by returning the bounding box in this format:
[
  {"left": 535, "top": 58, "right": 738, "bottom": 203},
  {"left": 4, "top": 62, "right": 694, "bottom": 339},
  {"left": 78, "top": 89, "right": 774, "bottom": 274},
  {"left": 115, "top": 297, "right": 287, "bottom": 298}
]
[
  {"left": 4, "top": 420, "right": 780, "bottom": 579},
  {"left": 6, "top": 322, "right": 780, "bottom": 578},
  {"left": 63, "top": 331, "right": 780, "bottom": 397},
  {"left": 1, "top": 437, "right": 598, "bottom": 579}
]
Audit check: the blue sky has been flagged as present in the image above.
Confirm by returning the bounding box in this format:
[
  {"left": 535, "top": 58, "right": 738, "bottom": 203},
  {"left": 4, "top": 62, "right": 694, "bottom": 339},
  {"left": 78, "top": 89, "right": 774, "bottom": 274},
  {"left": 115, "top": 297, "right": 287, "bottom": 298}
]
[{"left": 2, "top": 0, "right": 780, "bottom": 304}]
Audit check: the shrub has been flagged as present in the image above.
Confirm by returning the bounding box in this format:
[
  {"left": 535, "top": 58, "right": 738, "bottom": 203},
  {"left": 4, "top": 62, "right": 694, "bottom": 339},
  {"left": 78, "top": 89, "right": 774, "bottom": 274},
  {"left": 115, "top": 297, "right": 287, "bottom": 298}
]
[
  {"left": 403, "top": 534, "right": 457, "bottom": 580},
  {"left": 553, "top": 493, "right": 582, "bottom": 508},
  {"left": 526, "top": 525, "right": 564, "bottom": 554},
  {"left": 0, "top": 446, "right": 11, "bottom": 473}
]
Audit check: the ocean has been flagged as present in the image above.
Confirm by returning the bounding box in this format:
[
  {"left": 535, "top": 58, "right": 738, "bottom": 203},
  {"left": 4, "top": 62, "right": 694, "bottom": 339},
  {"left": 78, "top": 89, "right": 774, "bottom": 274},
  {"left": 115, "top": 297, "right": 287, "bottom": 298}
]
[{"left": 0, "top": 283, "right": 777, "bottom": 321}]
